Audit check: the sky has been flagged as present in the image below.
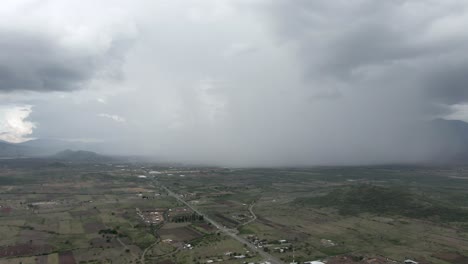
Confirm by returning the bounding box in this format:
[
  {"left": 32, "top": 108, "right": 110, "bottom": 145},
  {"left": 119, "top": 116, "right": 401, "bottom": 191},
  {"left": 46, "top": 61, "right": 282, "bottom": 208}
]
[{"left": 1, "top": 0, "right": 468, "bottom": 166}]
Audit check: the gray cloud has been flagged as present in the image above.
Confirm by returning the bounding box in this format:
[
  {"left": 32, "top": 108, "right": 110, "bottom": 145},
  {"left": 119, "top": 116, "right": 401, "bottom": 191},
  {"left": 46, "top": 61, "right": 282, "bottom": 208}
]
[
  {"left": 0, "top": 30, "right": 131, "bottom": 92},
  {"left": 264, "top": 0, "right": 468, "bottom": 115},
  {"left": 3, "top": 0, "right": 468, "bottom": 166}
]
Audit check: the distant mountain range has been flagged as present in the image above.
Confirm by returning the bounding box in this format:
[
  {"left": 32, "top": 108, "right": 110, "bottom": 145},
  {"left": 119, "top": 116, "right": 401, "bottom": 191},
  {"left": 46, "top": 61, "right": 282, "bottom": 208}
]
[
  {"left": 18, "top": 138, "right": 101, "bottom": 155},
  {"left": 1, "top": 119, "right": 468, "bottom": 164},
  {"left": 0, "top": 140, "right": 39, "bottom": 157},
  {"left": 0, "top": 139, "right": 116, "bottom": 163},
  {"left": 51, "top": 149, "right": 115, "bottom": 163}
]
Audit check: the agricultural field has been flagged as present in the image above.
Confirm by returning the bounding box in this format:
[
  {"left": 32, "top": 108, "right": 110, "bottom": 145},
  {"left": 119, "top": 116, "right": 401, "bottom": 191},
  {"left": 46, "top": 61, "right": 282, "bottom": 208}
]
[
  {"left": 2, "top": 160, "right": 468, "bottom": 263},
  {"left": 0, "top": 160, "right": 255, "bottom": 264},
  {"left": 0, "top": 163, "right": 156, "bottom": 263}
]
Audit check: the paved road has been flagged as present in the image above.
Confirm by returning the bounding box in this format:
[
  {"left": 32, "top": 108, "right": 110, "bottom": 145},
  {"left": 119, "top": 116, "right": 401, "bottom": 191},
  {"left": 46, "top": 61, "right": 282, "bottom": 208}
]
[{"left": 157, "top": 182, "right": 284, "bottom": 264}]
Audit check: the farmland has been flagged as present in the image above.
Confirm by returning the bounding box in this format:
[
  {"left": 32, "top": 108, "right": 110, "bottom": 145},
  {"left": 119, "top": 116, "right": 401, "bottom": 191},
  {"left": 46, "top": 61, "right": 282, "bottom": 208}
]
[
  {"left": 2, "top": 160, "right": 468, "bottom": 263},
  {"left": 0, "top": 160, "right": 266, "bottom": 264}
]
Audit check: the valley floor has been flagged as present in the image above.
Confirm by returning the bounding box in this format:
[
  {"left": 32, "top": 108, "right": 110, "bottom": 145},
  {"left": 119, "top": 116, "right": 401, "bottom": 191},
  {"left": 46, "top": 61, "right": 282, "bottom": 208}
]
[{"left": 1, "top": 161, "right": 468, "bottom": 263}]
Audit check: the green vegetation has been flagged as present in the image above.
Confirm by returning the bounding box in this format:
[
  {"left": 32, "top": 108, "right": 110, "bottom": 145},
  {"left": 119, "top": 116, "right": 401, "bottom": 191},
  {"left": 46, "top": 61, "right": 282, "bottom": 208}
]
[
  {"left": 171, "top": 213, "right": 204, "bottom": 223},
  {"left": 98, "top": 228, "right": 118, "bottom": 235},
  {"left": 295, "top": 184, "right": 468, "bottom": 221},
  {"left": 2, "top": 161, "right": 468, "bottom": 263}
]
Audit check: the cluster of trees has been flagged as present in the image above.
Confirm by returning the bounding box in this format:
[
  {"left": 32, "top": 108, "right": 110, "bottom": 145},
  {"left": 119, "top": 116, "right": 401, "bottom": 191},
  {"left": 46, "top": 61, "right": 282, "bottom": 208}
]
[
  {"left": 171, "top": 213, "right": 204, "bottom": 223},
  {"left": 98, "top": 228, "right": 118, "bottom": 235}
]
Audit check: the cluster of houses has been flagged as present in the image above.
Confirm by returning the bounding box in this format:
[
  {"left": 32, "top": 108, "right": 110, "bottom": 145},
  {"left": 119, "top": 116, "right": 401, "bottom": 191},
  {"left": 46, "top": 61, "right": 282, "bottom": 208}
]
[
  {"left": 135, "top": 208, "right": 165, "bottom": 224},
  {"left": 201, "top": 251, "right": 251, "bottom": 263},
  {"left": 136, "top": 191, "right": 162, "bottom": 199},
  {"left": 178, "top": 192, "right": 197, "bottom": 200},
  {"left": 246, "top": 235, "right": 268, "bottom": 248},
  {"left": 246, "top": 236, "right": 292, "bottom": 254}
]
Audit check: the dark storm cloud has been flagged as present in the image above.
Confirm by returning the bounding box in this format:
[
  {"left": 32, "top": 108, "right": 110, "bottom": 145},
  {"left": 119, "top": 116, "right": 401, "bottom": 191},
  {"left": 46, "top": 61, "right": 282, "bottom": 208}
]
[
  {"left": 0, "top": 30, "right": 128, "bottom": 92},
  {"left": 4, "top": 0, "right": 468, "bottom": 166},
  {"left": 265, "top": 0, "right": 468, "bottom": 108},
  {"left": 268, "top": 1, "right": 411, "bottom": 76}
]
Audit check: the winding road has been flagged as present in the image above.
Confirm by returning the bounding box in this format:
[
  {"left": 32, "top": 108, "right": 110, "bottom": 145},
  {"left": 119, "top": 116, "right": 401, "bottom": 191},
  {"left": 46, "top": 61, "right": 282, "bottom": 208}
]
[
  {"left": 140, "top": 240, "right": 158, "bottom": 264},
  {"left": 241, "top": 202, "right": 258, "bottom": 226}
]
